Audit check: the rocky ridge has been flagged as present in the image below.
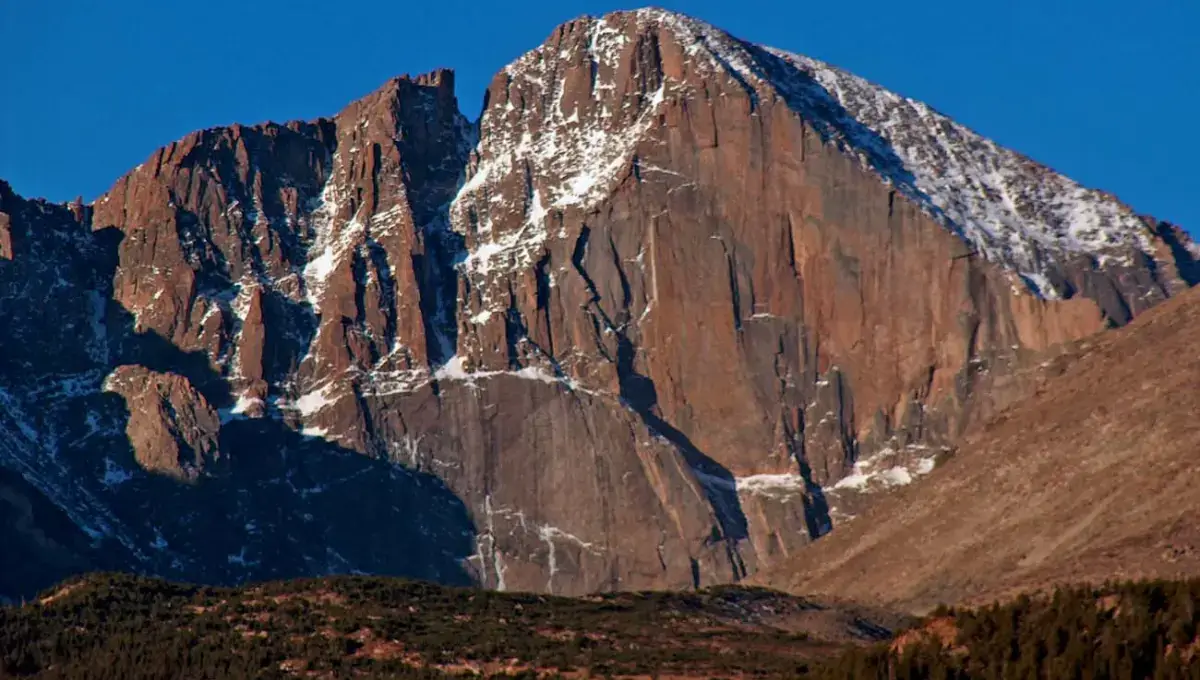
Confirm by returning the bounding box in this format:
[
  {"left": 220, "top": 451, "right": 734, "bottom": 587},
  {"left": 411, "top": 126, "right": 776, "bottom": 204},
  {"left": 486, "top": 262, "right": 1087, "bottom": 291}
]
[{"left": 0, "top": 9, "right": 1195, "bottom": 601}]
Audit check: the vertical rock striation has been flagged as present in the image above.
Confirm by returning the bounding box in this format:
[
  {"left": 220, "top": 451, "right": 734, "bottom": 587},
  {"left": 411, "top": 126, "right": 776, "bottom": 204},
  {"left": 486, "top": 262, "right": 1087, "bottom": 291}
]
[{"left": 0, "top": 9, "right": 1195, "bottom": 600}]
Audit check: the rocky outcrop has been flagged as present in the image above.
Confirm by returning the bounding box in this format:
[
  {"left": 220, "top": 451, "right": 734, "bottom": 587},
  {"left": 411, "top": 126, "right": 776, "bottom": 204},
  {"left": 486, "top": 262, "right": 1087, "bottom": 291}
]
[
  {"left": 0, "top": 9, "right": 1195, "bottom": 600},
  {"left": 0, "top": 214, "right": 12, "bottom": 261},
  {"left": 102, "top": 366, "right": 221, "bottom": 480}
]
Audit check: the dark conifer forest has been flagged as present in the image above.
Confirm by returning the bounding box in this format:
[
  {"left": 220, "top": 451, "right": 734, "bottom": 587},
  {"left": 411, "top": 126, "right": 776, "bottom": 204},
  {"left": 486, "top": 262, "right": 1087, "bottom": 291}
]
[
  {"left": 1, "top": 574, "right": 1197, "bottom": 678},
  {"left": 820, "top": 579, "right": 1200, "bottom": 680}
]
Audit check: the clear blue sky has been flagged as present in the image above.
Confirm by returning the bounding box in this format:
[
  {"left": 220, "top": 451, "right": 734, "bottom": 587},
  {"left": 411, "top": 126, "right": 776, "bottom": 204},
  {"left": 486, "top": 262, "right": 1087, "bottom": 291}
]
[{"left": 1, "top": 0, "right": 1196, "bottom": 233}]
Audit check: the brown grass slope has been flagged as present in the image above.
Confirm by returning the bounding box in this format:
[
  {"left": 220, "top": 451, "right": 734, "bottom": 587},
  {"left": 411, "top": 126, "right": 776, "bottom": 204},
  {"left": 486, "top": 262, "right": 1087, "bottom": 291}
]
[{"left": 759, "top": 286, "right": 1200, "bottom": 612}]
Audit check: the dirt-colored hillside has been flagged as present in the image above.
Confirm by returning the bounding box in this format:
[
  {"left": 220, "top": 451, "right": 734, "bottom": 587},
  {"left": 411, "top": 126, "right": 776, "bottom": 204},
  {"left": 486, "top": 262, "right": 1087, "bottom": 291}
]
[{"left": 758, "top": 286, "right": 1200, "bottom": 612}]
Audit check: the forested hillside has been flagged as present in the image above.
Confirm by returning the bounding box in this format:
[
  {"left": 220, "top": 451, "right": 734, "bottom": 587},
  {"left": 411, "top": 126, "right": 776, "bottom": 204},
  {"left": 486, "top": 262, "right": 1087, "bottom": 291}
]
[
  {"left": 0, "top": 573, "right": 890, "bottom": 679},
  {"left": 821, "top": 580, "right": 1200, "bottom": 679},
  {"left": 3, "top": 575, "right": 1199, "bottom": 678}
]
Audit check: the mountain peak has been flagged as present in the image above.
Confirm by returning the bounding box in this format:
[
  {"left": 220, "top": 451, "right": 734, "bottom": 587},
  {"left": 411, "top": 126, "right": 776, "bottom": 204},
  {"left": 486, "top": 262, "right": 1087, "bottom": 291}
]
[
  {"left": 1, "top": 8, "right": 1196, "bottom": 603},
  {"left": 460, "top": 7, "right": 1178, "bottom": 300}
]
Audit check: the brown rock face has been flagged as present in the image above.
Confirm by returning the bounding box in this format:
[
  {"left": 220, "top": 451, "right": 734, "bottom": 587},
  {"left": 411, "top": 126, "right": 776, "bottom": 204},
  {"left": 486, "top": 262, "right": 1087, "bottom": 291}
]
[
  {"left": 90, "top": 70, "right": 469, "bottom": 401},
  {"left": 102, "top": 366, "right": 221, "bottom": 480},
  {"left": 0, "top": 213, "right": 12, "bottom": 260},
  {"left": 429, "top": 10, "right": 1194, "bottom": 589},
  {"left": 756, "top": 285, "right": 1200, "bottom": 612},
  {"left": 0, "top": 9, "right": 1195, "bottom": 600}
]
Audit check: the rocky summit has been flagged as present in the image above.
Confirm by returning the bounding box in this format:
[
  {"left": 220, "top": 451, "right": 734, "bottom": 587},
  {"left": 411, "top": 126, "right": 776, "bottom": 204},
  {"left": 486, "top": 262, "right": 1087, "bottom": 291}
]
[{"left": 0, "top": 9, "right": 1195, "bottom": 602}]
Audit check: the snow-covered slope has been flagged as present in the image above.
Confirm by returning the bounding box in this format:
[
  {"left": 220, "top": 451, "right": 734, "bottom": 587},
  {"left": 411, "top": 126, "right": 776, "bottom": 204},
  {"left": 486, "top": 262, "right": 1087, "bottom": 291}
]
[
  {"left": 453, "top": 8, "right": 1175, "bottom": 299},
  {"left": 761, "top": 46, "right": 1157, "bottom": 299},
  {"left": 450, "top": 17, "right": 671, "bottom": 278}
]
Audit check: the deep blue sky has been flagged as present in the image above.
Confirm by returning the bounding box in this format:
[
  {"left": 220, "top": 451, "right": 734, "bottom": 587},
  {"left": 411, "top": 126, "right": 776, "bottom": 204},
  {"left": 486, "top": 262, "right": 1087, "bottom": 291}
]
[{"left": 1, "top": 1, "right": 1195, "bottom": 232}]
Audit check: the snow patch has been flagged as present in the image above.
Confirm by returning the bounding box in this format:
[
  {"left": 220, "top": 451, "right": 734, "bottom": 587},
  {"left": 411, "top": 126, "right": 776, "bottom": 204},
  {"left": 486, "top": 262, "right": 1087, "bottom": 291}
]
[
  {"left": 539, "top": 524, "right": 603, "bottom": 592},
  {"left": 85, "top": 291, "right": 109, "bottom": 363},
  {"left": 915, "top": 457, "right": 936, "bottom": 475},
  {"left": 475, "top": 495, "right": 508, "bottom": 591},
  {"left": 220, "top": 393, "right": 265, "bottom": 423},
  {"left": 469, "top": 309, "right": 495, "bottom": 325},
  {"left": 231, "top": 394, "right": 263, "bottom": 415},
  {"left": 294, "top": 383, "right": 340, "bottom": 417},
  {"left": 150, "top": 531, "right": 169, "bottom": 551},
  {"left": 828, "top": 447, "right": 939, "bottom": 493},
  {"left": 432, "top": 355, "right": 594, "bottom": 394},
  {"left": 358, "top": 367, "right": 432, "bottom": 397},
  {"left": 101, "top": 458, "right": 135, "bottom": 488},
  {"left": 734, "top": 473, "right": 808, "bottom": 501},
  {"left": 227, "top": 547, "right": 258, "bottom": 567},
  {"left": 639, "top": 9, "right": 1160, "bottom": 299},
  {"left": 302, "top": 167, "right": 368, "bottom": 311},
  {"left": 0, "top": 388, "right": 41, "bottom": 443},
  {"left": 451, "top": 15, "right": 671, "bottom": 279}
]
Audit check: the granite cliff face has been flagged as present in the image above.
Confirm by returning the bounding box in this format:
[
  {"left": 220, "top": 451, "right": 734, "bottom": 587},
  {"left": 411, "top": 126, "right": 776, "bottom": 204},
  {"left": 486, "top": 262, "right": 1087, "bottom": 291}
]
[
  {"left": 755, "top": 285, "right": 1200, "bottom": 611},
  {"left": 1, "top": 9, "right": 1195, "bottom": 601}
]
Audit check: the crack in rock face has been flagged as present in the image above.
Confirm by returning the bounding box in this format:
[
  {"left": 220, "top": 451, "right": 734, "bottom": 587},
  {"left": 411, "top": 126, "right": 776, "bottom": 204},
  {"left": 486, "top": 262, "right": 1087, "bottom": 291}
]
[{"left": 0, "top": 9, "right": 1195, "bottom": 601}]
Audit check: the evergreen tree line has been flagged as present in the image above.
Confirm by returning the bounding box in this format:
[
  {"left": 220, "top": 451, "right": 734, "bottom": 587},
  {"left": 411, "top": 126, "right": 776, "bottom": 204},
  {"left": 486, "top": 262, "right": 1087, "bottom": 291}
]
[
  {"left": 3, "top": 573, "right": 1198, "bottom": 678},
  {"left": 816, "top": 579, "right": 1200, "bottom": 680}
]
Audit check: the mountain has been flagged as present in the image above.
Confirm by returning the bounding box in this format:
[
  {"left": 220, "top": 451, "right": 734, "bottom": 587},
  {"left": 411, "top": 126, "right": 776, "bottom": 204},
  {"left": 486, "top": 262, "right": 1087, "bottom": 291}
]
[
  {"left": 755, "top": 283, "right": 1200, "bottom": 611},
  {"left": 0, "top": 8, "right": 1195, "bottom": 602}
]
